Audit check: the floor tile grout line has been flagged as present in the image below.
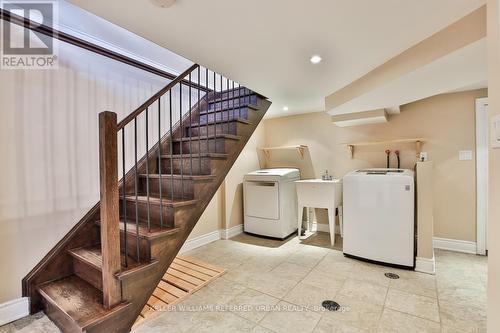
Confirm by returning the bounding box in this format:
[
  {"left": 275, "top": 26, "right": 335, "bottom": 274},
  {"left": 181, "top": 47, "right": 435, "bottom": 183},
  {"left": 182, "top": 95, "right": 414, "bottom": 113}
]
[
  {"left": 376, "top": 276, "right": 392, "bottom": 330},
  {"left": 382, "top": 306, "right": 443, "bottom": 326}
]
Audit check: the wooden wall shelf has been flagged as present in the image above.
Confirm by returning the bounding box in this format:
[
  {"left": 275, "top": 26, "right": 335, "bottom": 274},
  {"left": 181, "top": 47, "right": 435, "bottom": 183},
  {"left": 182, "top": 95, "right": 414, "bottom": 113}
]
[
  {"left": 344, "top": 138, "right": 426, "bottom": 158},
  {"left": 259, "top": 145, "right": 308, "bottom": 160}
]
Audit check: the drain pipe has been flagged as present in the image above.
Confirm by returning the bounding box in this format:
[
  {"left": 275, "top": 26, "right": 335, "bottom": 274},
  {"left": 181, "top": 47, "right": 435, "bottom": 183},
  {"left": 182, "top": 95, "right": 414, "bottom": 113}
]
[{"left": 385, "top": 150, "right": 391, "bottom": 168}]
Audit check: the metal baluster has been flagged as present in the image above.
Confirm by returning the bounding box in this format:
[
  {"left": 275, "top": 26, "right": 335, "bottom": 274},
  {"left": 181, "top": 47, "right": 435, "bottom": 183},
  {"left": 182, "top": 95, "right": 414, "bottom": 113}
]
[
  {"left": 198, "top": 66, "right": 201, "bottom": 173},
  {"left": 226, "top": 78, "right": 230, "bottom": 133},
  {"left": 189, "top": 73, "right": 193, "bottom": 177},
  {"left": 134, "top": 118, "right": 140, "bottom": 262},
  {"left": 179, "top": 83, "right": 184, "bottom": 199},
  {"left": 214, "top": 71, "right": 217, "bottom": 153},
  {"left": 205, "top": 68, "right": 209, "bottom": 154},
  {"left": 158, "top": 97, "right": 164, "bottom": 228},
  {"left": 220, "top": 74, "right": 223, "bottom": 138},
  {"left": 239, "top": 83, "right": 242, "bottom": 119},
  {"left": 236, "top": 83, "right": 240, "bottom": 119},
  {"left": 121, "top": 129, "right": 128, "bottom": 268},
  {"left": 145, "top": 108, "right": 151, "bottom": 232},
  {"left": 231, "top": 81, "right": 235, "bottom": 130},
  {"left": 169, "top": 90, "right": 174, "bottom": 202}
]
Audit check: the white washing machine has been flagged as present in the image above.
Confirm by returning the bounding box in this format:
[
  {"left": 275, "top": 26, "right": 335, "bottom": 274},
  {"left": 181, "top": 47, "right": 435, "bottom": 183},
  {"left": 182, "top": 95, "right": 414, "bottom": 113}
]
[
  {"left": 243, "top": 168, "right": 300, "bottom": 239},
  {"left": 343, "top": 169, "right": 415, "bottom": 268}
]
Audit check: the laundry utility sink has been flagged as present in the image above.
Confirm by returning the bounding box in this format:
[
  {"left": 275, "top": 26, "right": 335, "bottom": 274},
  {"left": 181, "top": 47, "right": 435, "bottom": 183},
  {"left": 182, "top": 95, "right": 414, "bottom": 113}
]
[{"left": 295, "top": 179, "right": 342, "bottom": 245}]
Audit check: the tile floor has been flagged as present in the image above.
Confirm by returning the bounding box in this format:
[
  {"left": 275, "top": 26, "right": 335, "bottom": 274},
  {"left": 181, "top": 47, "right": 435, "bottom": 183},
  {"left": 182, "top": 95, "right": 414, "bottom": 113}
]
[{"left": 0, "top": 232, "right": 487, "bottom": 333}]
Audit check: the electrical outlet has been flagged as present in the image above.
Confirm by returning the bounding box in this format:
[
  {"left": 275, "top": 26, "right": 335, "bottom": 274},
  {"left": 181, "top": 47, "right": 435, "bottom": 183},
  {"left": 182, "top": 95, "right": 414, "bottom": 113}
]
[{"left": 459, "top": 150, "right": 473, "bottom": 161}]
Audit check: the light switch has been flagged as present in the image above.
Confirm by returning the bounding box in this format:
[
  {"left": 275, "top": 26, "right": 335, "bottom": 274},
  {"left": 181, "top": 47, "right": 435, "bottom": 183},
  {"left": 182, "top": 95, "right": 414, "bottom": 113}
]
[
  {"left": 459, "top": 150, "right": 473, "bottom": 161},
  {"left": 492, "top": 114, "right": 500, "bottom": 149}
]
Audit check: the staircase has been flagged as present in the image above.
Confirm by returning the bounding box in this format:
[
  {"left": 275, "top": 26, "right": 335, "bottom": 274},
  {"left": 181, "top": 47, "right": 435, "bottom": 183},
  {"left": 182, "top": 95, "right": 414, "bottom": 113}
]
[{"left": 22, "top": 64, "right": 271, "bottom": 333}]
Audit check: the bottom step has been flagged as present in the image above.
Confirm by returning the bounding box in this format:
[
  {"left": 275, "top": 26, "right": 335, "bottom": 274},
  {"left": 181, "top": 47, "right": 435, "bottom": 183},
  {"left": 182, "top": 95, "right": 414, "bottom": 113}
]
[{"left": 38, "top": 275, "right": 130, "bottom": 332}]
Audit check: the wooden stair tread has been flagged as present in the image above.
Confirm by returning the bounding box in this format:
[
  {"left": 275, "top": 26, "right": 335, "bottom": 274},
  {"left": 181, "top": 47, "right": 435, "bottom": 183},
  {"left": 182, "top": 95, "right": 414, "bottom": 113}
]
[
  {"left": 187, "top": 118, "right": 252, "bottom": 127},
  {"left": 200, "top": 103, "right": 258, "bottom": 114},
  {"left": 161, "top": 152, "right": 228, "bottom": 159},
  {"left": 173, "top": 134, "right": 241, "bottom": 141},
  {"left": 124, "top": 195, "right": 198, "bottom": 207},
  {"left": 209, "top": 93, "right": 255, "bottom": 104},
  {"left": 138, "top": 174, "right": 215, "bottom": 181},
  {"left": 69, "top": 245, "right": 142, "bottom": 271},
  {"left": 38, "top": 275, "right": 131, "bottom": 330},
  {"left": 95, "top": 220, "right": 180, "bottom": 240}
]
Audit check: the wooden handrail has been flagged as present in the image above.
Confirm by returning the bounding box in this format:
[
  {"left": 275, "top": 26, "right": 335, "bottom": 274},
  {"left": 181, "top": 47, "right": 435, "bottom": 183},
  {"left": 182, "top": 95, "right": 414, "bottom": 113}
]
[
  {"left": 0, "top": 9, "right": 209, "bottom": 93},
  {"left": 117, "top": 63, "right": 200, "bottom": 130}
]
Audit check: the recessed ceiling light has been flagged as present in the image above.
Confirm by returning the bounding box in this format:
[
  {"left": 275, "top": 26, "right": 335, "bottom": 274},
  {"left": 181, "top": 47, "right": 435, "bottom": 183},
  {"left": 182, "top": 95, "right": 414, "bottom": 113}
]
[
  {"left": 310, "top": 55, "right": 322, "bottom": 64},
  {"left": 150, "top": 0, "right": 176, "bottom": 8},
  {"left": 283, "top": 106, "right": 289, "bottom": 111}
]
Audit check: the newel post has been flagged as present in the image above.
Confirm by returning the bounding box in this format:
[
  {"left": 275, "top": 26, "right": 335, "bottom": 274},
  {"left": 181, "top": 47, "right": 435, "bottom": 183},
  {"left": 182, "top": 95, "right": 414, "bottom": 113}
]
[{"left": 98, "top": 111, "right": 121, "bottom": 309}]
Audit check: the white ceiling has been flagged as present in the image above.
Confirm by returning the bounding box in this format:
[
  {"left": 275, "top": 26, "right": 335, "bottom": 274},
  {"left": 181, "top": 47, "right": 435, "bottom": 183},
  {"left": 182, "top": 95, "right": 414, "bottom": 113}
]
[{"left": 68, "top": 0, "right": 486, "bottom": 118}]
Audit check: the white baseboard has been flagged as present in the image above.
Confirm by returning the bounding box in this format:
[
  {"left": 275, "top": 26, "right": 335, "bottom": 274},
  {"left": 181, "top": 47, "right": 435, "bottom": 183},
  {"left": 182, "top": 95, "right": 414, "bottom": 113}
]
[
  {"left": 180, "top": 230, "right": 221, "bottom": 254},
  {"left": 179, "top": 225, "right": 244, "bottom": 253},
  {"left": 433, "top": 237, "right": 477, "bottom": 254},
  {"left": 220, "top": 224, "right": 243, "bottom": 240},
  {"left": 0, "top": 297, "right": 29, "bottom": 326},
  {"left": 415, "top": 254, "right": 436, "bottom": 275}
]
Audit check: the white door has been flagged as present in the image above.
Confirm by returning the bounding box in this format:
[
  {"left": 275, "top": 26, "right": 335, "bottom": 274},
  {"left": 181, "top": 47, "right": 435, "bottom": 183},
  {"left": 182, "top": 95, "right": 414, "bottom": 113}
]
[{"left": 476, "top": 98, "right": 488, "bottom": 255}]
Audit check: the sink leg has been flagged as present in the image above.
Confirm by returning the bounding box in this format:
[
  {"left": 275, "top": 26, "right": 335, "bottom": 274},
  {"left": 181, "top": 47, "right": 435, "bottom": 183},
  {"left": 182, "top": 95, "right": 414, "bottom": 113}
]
[
  {"left": 298, "top": 204, "right": 304, "bottom": 237},
  {"left": 328, "top": 208, "right": 335, "bottom": 246}
]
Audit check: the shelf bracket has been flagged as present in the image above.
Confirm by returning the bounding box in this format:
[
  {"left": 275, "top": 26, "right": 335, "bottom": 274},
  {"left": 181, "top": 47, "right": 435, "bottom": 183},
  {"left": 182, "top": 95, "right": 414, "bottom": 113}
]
[
  {"left": 416, "top": 140, "right": 422, "bottom": 156},
  {"left": 298, "top": 147, "right": 305, "bottom": 159},
  {"left": 263, "top": 149, "right": 271, "bottom": 160}
]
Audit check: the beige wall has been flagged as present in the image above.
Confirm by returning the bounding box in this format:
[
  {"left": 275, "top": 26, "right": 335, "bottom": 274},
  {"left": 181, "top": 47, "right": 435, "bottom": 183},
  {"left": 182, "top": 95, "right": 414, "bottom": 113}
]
[
  {"left": 264, "top": 89, "right": 486, "bottom": 242},
  {"left": 487, "top": 0, "right": 500, "bottom": 330},
  {"left": 224, "top": 123, "right": 267, "bottom": 229},
  {"left": 188, "top": 189, "right": 222, "bottom": 238}
]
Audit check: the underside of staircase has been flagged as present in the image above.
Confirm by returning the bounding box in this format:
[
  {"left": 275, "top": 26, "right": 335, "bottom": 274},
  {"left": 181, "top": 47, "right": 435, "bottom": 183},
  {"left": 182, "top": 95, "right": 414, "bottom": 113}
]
[{"left": 22, "top": 64, "right": 271, "bottom": 333}]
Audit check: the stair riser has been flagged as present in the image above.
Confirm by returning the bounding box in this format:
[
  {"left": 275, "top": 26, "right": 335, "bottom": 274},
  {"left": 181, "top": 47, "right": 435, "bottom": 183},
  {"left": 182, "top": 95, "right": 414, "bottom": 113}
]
[
  {"left": 71, "top": 243, "right": 150, "bottom": 293},
  {"left": 121, "top": 200, "right": 176, "bottom": 228},
  {"left": 148, "top": 206, "right": 197, "bottom": 255},
  {"left": 186, "top": 121, "right": 243, "bottom": 137},
  {"left": 40, "top": 297, "right": 82, "bottom": 333},
  {"left": 121, "top": 234, "right": 151, "bottom": 263},
  {"left": 200, "top": 108, "right": 249, "bottom": 123},
  {"left": 208, "top": 95, "right": 257, "bottom": 111},
  {"left": 172, "top": 137, "right": 236, "bottom": 154},
  {"left": 160, "top": 157, "right": 225, "bottom": 175},
  {"left": 139, "top": 177, "right": 195, "bottom": 200},
  {"left": 215, "top": 88, "right": 252, "bottom": 100},
  {"left": 73, "top": 257, "right": 102, "bottom": 291}
]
